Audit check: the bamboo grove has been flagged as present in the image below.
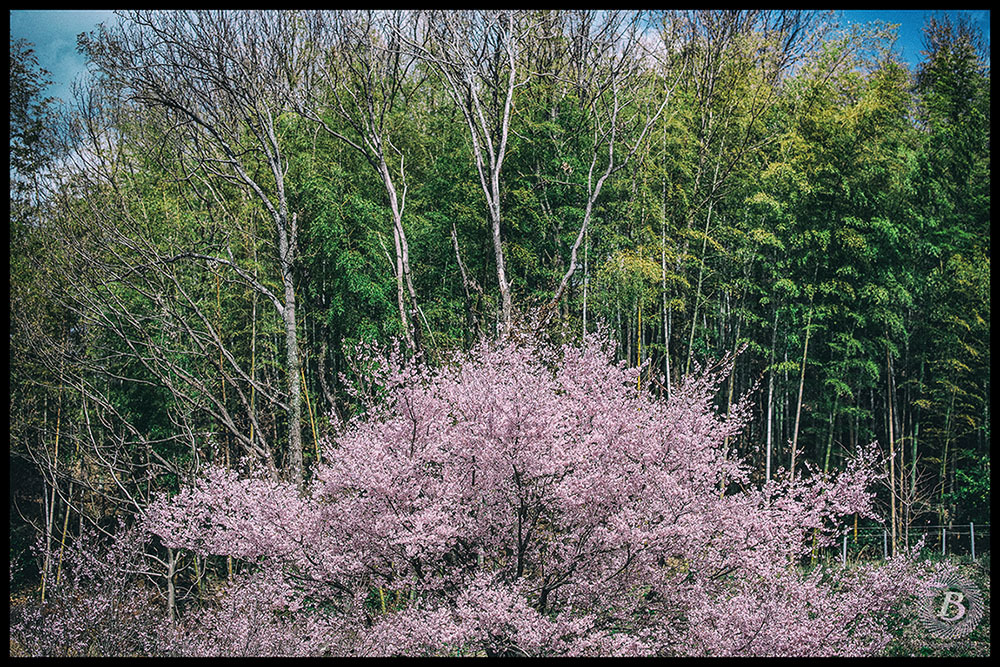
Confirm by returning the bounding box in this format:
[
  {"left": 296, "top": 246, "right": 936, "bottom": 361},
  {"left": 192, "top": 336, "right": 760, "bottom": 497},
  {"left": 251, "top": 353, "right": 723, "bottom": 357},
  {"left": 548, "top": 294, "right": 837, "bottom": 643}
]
[{"left": 9, "top": 10, "right": 990, "bottom": 592}]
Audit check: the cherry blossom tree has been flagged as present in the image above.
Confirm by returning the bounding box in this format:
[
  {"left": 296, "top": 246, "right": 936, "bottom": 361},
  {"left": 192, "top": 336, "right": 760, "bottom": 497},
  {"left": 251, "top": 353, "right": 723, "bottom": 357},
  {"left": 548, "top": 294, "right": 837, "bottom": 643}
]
[{"left": 143, "top": 331, "right": 931, "bottom": 656}]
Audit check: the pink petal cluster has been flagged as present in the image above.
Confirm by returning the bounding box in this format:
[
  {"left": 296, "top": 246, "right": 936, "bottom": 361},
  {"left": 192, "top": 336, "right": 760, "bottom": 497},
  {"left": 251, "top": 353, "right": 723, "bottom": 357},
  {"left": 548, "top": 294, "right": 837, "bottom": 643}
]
[
  {"left": 157, "top": 564, "right": 355, "bottom": 657},
  {"left": 143, "top": 332, "right": 925, "bottom": 656},
  {"left": 10, "top": 527, "right": 164, "bottom": 657}
]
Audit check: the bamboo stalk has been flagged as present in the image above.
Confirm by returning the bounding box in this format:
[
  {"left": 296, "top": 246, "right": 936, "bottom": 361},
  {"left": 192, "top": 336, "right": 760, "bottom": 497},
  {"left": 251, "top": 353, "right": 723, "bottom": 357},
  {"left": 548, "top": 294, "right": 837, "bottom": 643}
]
[
  {"left": 887, "top": 345, "right": 897, "bottom": 556},
  {"left": 54, "top": 484, "right": 72, "bottom": 587},
  {"left": 40, "top": 394, "right": 63, "bottom": 603},
  {"left": 765, "top": 309, "right": 778, "bottom": 482},
  {"left": 637, "top": 301, "right": 642, "bottom": 393},
  {"left": 301, "top": 364, "right": 319, "bottom": 461},
  {"left": 789, "top": 306, "right": 813, "bottom": 474}
]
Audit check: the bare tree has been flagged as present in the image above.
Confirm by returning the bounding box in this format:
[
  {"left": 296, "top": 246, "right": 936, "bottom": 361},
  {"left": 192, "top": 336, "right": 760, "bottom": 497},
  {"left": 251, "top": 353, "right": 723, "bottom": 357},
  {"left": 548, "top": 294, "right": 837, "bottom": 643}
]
[
  {"left": 399, "top": 10, "right": 540, "bottom": 332},
  {"left": 301, "top": 10, "right": 426, "bottom": 352},
  {"left": 80, "top": 10, "right": 316, "bottom": 488},
  {"left": 544, "top": 10, "right": 688, "bottom": 317}
]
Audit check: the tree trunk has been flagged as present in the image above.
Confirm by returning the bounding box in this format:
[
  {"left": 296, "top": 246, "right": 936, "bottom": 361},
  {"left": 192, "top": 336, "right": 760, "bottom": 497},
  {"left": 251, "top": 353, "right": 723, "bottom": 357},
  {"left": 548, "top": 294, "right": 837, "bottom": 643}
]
[
  {"left": 451, "top": 222, "right": 483, "bottom": 344},
  {"left": 490, "top": 202, "right": 513, "bottom": 331},
  {"left": 789, "top": 306, "right": 813, "bottom": 475},
  {"left": 583, "top": 227, "right": 589, "bottom": 334},
  {"left": 381, "top": 158, "right": 422, "bottom": 352},
  {"left": 823, "top": 394, "right": 838, "bottom": 474},
  {"left": 279, "top": 215, "right": 303, "bottom": 490},
  {"left": 765, "top": 308, "right": 779, "bottom": 481},
  {"left": 911, "top": 359, "right": 923, "bottom": 506},
  {"left": 939, "top": 385, "right": 957, "bottom": 521},
  {"left": 661, "top": 220, "right": 671, "bottom": 400},
  {"left": 887, "top": 346, "right": 897, "bottom": 556},
  {"left": 684, "top": 198, "right": 716, "bottom": 377}
]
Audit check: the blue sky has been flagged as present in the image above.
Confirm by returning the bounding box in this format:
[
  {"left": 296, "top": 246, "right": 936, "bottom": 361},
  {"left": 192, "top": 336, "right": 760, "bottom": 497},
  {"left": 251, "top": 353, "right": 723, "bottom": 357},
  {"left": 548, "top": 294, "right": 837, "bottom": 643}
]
[
  {"left": 840, "top": 9, "right": 990, "bottom": 65},
  {"left": 9, "top": 10, "right": 118, "bottom": 104},
  {"left": 9, "top": 9, "right": 991, "bottom": 107}
]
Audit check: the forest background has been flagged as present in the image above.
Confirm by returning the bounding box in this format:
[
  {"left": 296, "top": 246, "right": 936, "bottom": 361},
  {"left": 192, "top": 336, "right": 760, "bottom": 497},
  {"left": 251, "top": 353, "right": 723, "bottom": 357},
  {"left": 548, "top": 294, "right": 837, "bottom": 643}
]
[{"left": 9, "top": 8, "right": 990, "bottom": 605}]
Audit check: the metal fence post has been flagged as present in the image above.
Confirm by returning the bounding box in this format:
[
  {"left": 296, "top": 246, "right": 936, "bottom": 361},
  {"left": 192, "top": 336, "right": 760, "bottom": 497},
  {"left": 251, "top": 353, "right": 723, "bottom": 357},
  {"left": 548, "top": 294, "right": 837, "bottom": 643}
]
[
  {"left": 941, "top": 526, "right": 946, "bottom": 556},
  {"left": 970, "top": 522, "right": 976, "bottom": 560},
  {"left": 842, "top": 533, "right": 847, "bottom": 566}
]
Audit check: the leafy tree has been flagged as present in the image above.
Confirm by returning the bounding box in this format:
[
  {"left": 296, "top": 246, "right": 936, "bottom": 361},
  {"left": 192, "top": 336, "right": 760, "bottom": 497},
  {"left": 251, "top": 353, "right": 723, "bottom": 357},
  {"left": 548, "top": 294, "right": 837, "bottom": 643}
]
[
  {"left": 909, "top": 13, "right": 990, "bottom": 523},
  {"left": 9, "top": 35, "right": 57, "bottom": 200},
  {"left": 9, "top": 33, "right": 69, "bottom": 595},
  {"left": 81, "top": 10, "right": 319, "bottom": 488}
]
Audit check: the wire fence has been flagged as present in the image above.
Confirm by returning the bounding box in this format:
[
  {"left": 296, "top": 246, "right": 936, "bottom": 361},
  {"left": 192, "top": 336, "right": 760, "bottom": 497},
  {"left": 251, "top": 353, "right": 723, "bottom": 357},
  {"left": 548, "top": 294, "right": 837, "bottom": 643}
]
[{"left": 821, "top": 523, "right": 990, "bottom": 566}]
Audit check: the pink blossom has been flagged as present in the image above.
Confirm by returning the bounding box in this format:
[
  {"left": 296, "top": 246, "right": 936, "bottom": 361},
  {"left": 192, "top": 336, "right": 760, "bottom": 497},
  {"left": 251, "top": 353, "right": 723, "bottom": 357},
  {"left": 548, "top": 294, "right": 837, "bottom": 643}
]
[{"left": 142, "top": 332, "right": 929, "bottom": 656}]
